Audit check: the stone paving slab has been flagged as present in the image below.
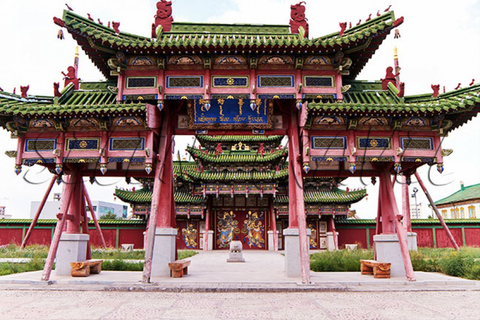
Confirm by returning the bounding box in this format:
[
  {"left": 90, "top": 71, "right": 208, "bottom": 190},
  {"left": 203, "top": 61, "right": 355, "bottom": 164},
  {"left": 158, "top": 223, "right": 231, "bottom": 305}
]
[{"left": 0, "top": 250, "right": 478, "bottom": 293}]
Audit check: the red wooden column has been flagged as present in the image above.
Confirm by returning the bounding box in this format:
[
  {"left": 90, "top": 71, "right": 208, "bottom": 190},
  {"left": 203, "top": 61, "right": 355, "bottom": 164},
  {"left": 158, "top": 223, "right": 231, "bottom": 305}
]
[
  {"left": 41, "top": 174, "right": 76, "bottom": 281},
  {"left": 270, "top": 201, "right": 278, "bottom": 251},
  {"left": 66, "top": 171, "right": 83, "bottom": 234},
  {"left": 287, "top": 105, "right": 310, "bottom": 284},
  {"left": 203, "top": 198, "right": 211, "bottom": 251},
  {"left": 143, "top": 111, "right": 176, "bottom": 283},
  {"left": 327, "top": 215, "right": 338, "bottom": 250},
  {"left": 378, "top": 172, "right": 395, "bottom": 234},
  {"left": 415, "top": 172, "right": 459, "bottom": 250},
  {"left": 21, "top": 176, "right": 57, "bottom": 249},
  {"left": 379, "top": 168, "right": 416, "bottom": 281},
  {"left": 401, "top": 175, "right": 412, "bottom": 232}
]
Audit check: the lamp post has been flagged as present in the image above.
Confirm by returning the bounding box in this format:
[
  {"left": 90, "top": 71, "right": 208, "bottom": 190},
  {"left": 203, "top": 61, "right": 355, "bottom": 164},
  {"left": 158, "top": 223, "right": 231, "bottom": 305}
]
[{"left": 411, "top": 187, "right": 419, "bottom": 219}]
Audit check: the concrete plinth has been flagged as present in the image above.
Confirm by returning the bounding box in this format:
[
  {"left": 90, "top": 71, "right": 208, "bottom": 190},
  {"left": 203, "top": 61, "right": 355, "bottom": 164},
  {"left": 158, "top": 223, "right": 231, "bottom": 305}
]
[
  {"left": 152, "top": 228, "right": 177, "bottom": 277},
  {"left": 267, "top": 230, "right": 279, "bottom": 251},
  {"left": 55, "top": 233, "right": 89, "bottom": 276},
  {"left": 207, "top": 230, "right": 214, "bottom": 251},
  {"left": 407, "top": 232, "right": 418, "bottom": 251},
  {"left": 374, "top": 233, "right": 407, "bottom": 277},
  {"left": 283, "top": 228, "right": 311, "bottom": 277},
  {"left": 326, "top": 232, "right": 339, "bottom": 251}
]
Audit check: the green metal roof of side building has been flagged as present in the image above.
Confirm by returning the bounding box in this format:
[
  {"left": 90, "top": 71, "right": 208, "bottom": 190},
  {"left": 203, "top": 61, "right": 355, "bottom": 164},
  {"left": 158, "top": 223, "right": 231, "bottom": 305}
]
[{"left": 434, "top": 183, "right": 480, "bottom": 206}]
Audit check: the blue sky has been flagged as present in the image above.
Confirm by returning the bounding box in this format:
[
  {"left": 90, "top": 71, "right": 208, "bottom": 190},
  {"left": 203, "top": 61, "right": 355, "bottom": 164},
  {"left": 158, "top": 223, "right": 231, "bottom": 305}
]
[{"left": 0, "top": 0, "right": 479, "bottom": 218}]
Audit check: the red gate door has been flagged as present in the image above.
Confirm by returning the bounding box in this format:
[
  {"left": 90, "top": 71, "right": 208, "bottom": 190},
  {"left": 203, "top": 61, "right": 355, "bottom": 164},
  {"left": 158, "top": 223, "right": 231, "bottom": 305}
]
[{"left": 215, "top": 210, "right": 266, "bottom": 249}]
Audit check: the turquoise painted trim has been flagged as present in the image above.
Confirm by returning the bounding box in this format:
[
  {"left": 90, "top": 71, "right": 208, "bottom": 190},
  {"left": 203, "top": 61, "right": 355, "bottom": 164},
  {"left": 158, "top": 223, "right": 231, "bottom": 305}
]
[
  {"left": 462, "top": 227, "right": 466, "bottom": 247},
  {"left": 21, "top": 226, "right": 26, "bottom": 242},
  {"left": 433, "top": 228, "right": 437, "bottom": 248},
  {"left": 116, "top": 228, "right": 120, "bottom": 249}
]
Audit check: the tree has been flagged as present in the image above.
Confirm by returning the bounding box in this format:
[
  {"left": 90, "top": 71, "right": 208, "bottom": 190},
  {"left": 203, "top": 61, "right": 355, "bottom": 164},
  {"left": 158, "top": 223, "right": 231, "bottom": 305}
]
[{"left": 99, "top": 211, "right": 118, "bottom": 220}]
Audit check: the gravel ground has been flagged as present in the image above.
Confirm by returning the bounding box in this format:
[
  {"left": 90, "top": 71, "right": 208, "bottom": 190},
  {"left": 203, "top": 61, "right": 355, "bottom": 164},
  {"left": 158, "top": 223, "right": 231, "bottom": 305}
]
[{"left": 0, "top": 290, "right": 479, "bottom": 319}]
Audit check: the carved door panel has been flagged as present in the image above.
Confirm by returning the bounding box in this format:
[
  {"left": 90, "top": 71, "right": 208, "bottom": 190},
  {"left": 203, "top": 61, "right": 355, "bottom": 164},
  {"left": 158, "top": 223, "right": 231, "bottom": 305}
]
[{"left": 215, "top": 210, "right": 266, "bottom": 249}]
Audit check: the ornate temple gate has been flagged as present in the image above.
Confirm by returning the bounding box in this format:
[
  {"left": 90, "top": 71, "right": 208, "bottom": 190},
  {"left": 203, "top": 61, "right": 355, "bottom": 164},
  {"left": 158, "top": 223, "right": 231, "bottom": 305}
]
[{"left": 2, "top": 2, "right": 479, "bottom": 286}]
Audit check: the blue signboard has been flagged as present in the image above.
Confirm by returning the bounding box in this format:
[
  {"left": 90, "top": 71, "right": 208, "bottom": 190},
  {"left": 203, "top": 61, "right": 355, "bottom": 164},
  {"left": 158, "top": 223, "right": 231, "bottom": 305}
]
[{"left": 190, "top": 98, "right": 271, "bottom": 129}]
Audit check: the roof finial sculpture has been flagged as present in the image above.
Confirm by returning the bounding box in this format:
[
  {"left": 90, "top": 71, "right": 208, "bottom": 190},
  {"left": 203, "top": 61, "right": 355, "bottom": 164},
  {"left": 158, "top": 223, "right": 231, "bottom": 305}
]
[
  {"left": 152, "top": 0, "right": 173, "bottom": 38},
  {"left": 289, "top": 2, "right": 309, "bottom": 38}
]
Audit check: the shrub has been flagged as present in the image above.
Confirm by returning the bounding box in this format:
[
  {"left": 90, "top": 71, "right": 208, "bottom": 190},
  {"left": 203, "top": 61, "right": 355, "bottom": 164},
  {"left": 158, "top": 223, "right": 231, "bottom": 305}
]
[
  {"left": 101, "top": 259, "right": 144, "bottom": 271},
  {"left": 310, "top": 249, "right": 374, "bottom": 272}
]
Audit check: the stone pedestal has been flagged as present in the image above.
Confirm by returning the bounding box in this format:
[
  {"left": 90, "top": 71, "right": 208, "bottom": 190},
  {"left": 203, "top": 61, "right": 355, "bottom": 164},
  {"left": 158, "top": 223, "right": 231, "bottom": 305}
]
[
  {"left": 267, "top": 230, "right": 279, "bottom": 251},
  {"left": 152, "top": 228, "right": 177, "bottom": 277},
  {"left": 283, "top": 228, "right": 311, "bottom": 277},
  {"left": 326, "top": 232, "right": 339, "bottom": 251},
  {"left": 206, "top": 230, "right": 214, "bottom": 251},
  {"left": 374, "top": 233, "right": 406, "bottom": 277},
  {"left": 407, "top": 232, "right": 418, "bottom": 251},
  {"left": 55, "top": 233, "right": 89, "bottom": 276},
  {"left": 227, "top": 240, "right": 245, "bottom": 262}
]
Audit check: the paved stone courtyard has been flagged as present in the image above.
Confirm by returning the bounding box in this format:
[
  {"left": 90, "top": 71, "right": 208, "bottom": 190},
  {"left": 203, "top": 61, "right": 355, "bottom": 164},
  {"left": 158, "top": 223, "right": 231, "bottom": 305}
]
[{"left": 0, "top": 290, "right": 479, "bottom": 319}]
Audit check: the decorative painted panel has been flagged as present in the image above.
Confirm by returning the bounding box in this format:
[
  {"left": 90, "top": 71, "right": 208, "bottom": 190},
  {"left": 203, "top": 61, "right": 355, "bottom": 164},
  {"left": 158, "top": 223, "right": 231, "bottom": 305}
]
[
  {"left": 23, "top": 158, "right": 55, "bottom": 166},
  {"left": 401, "top": 137, "right": 433, "bottom": 150},
  {"left": 128, "top": 56, "right": 156, "bottom": 66},
  {"left": 25, "top": 139, "right": 56, "bottom": 152},
  {"left": 216, "top": 211, "right": 239, "bottom": 249},
  {"left": 168, "top": 55, "right": 202, "bottom": 65},
  {"left": 69, "top": 118, "right": 100, "bottom": 129},
  {"left": 307, "top": 221, "right": 318, "bottom": 249},
  {"left": 214, "top": 55, "right": 248, "bottom": 69},
  {"left": 166, "top": 76, "right": 203, "bottom": 88},
  {"left": 189, "top": 98, "right": 271, "bottom": 129},
  {"left": 109, "top": 138, "right": 145, "bottom": 151},
  {"left": 304, "top": 55, "right": 333, "bottom": 66},
  {"left": 258, "top": 56, "right": 294, "bottom": 65},
  {"left": 357, "top": 137, "right": 391, "bottom": 149},
  {"left": 66, "top": 139, "right": 99, "bottom": 150},
  {"left": 29, "top": 119, "right": 54, "bottom": 128},
  {"left": 242, "top": 211, "right": 265, "bottom": 249},
  {"left": 304, "top": 76, "right": 334, "bottom": 87},
  {"left": 113, "top": 117, "right": 144, "bottom": 127},
  {"left": 312, "top": 115, "right": 345, "bottom": 127},
  {"left": 126, "top": 77, "right": 157, "bottom": 88},
  {"left": 257, "top": 75, "right": 294, "bottom": 87},
  {"left": 312, "top": 137, "right": 346, "bottom": 149},
  {"left": 212, "top": 76, "right": 248, "bottom": 87},
  {"left": 258, "top": 94, "right": 295, "bottom": 99},
  {"left": 311, "top": 156, "right": 347, "bottom": 162},
  {"left": 181, "top": 222, "right": 198, "bottom": 249}
]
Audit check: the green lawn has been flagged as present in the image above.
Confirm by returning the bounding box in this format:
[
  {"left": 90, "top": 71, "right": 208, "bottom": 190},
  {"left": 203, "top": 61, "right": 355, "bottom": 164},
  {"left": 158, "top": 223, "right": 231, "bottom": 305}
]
[{"left": 310, "top": 247, "right": 480, "bottom": 280}]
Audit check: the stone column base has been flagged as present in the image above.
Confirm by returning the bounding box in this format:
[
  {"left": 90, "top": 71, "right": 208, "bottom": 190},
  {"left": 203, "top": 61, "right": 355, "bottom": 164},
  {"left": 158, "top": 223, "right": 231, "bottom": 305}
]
[
  {"left": 55, "top": 233, "right": 89, "bottom": 276},
  {"left": 152, "top": 228, "right": 177, "bottom": 277},
  {"left": 283, "top": 228, "right": 311, "bottom": 277},
  {"left": 267, "top": 230, "right": 279, "bottom": 251},
  {"left": 207, "top": 230, "right": 214, "bottom": 251},
  {"left": 407, "top": 232, "right": 418, "bottom": 251},
  {"left": 374, "top": 233, "right": 406, "bottom": 277},
  {"left": 326, "top": 232, "right": 339, "bottom": 251}
]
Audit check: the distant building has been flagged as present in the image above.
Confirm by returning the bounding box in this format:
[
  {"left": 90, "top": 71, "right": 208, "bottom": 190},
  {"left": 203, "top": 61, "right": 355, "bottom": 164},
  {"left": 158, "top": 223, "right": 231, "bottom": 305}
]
[
  {"left": 30, "top": 198, "right": 128, "bottom": 220},
  {"left": 433, "top": 182, "right": 480, "bottom": 219},
  {"left": 0, "top": 206, "right": 12, "bottom": 219},
  {"left": 410, "top": 203, "right": 422, "bottom": 219}
]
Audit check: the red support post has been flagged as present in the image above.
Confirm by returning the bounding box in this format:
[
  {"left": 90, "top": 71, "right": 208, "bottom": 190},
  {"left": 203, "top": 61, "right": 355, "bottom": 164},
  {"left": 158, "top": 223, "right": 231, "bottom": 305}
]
[
  {"left": 21, "top": 176, "right": 57, "bottom": 249},
  {"left": 66, "top": 172, "right": 82, "bottom": 234},
  {"left": 203, "top": 199, "right": 211, "bottom": 251},
  {"left": 83, "top": 184, "right": 107, "bottom": 248},
  {"left": 79, "top": 184, "right": 91, "bottom": 260},
  {"left": 41, "top": 174, "right": 76, "bottom": 281},
  {"left": 414, "top": 172, "right": 459, "bottom": 250},
  {"left": 288, "top": 105, "right": 311, "bottom": 284},
  {"left": 270, "top": 201, "right": 278, "bottom": 251},
  {"left": 327, "top": 215, "right": 338, "bottom": 250},
  {"left": 380, "top": 169, "right": 416, "bottom": 281},
  {"left": 402, "top": 175, "right": 412, "bottom": 232},
  {"left": 143, "top": 113, "right": 169, "bottom": 283}
]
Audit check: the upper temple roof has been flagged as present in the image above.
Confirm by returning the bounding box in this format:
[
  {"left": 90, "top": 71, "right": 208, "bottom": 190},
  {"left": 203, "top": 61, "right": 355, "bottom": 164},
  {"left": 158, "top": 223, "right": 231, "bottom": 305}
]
[{"left": 56, "top": 9, "right": 403, "bottom": 80}]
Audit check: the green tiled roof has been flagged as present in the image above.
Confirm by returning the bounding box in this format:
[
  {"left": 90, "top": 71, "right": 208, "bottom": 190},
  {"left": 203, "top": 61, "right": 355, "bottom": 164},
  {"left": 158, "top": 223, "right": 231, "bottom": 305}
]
[
  {"left": 59, "top": 10, "right": 401, "bottom": 79},
  {"left": 0, "top": 82, "right": 146, "bottom": 118},
  {"left": 184, "top": 168, "right": 289, "bottom": 181},
  {"left": 308, "top": 83, "right": 480, "bottom": 131},
  {"left": 187, "top": 146, "right": 287, "bottom": 163},
  {"left": 0, "top": 219, "right": 145, "bottom": 225},
  {"left": 276, "top": 188, "right": 366, "bottom": 204},
  {"left": 434, "top": 183, "right": 480, "bottom": 206},
  {"left": 197, "top": 135, "right": 284, "bottom": 143},
  {"left": 115, "top": 187, "right": 205, "bottom": 204}
]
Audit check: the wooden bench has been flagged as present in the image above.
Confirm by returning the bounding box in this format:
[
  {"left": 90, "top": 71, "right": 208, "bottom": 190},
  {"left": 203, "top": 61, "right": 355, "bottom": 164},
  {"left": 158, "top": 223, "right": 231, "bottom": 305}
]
[
  {"left": 360, "top": 260, "right": 391, "bottom": 278},
  {"left": 168, "top": 259, "right": 191, "bottom": 278},
  {"left": 70, "top": 259, "right": 103, "bottom": 277}
]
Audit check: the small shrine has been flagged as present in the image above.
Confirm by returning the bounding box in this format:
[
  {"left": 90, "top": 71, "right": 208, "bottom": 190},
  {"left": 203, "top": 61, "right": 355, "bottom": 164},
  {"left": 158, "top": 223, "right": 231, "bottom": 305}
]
[{"left": 0, "top": 2, "right": 479, "bottom": 284}]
